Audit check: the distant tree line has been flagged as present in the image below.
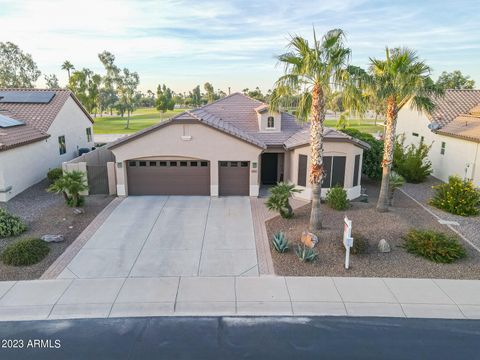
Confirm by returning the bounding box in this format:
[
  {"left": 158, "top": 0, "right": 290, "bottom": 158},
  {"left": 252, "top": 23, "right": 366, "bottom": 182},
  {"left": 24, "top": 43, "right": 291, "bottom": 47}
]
[{"left": 0, "top": 40, "right": 476, "bottom": 128}]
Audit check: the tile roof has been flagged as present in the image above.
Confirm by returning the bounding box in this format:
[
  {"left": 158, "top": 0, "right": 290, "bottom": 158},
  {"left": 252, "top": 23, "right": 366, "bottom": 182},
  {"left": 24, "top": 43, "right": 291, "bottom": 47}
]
[
  {"left": 284, "top": 127, "right": 371, "bottom": 150},
  {"left": 426, "top": 89, "right": 480, "bottom": 143},
  {"left": 0, "top": 88, "right": 93, "bottom": 151},
  {"left": 199, "top": 93, "right": 306, "bottom": 146},
  {"left": 109, "top": 92, "right": 369, "bottom": 150},
  {"left": 438, "top": 115, "right": 480, "bottom": 142},
  {"left": 429, "top": 89, "right": 480, "bottom": 127}
]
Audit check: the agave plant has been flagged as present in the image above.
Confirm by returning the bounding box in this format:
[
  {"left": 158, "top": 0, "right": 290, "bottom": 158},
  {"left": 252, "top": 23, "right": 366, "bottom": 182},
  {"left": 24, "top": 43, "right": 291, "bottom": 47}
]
[
  {"left": 295, "top": 244, "right": 318, "bottom": 263},
  {"left": 272, "top": 232, "right": 289, "bottom": 253}
]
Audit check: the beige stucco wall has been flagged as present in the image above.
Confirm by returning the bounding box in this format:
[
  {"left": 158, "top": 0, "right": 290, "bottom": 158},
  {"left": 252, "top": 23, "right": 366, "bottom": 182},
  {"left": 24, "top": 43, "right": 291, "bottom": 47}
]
[
  {"left": 110, "top": 122, "right": 263, "bottom": 196},
  {"left": 0, "top": 96, "right": 94, "bottom": 202},
  {"left": 257, "top": 111, "right": 281, "bottom": 132},
  {"left": 286, "top": 141, "right": 364, "bottom": 200},
  {"left": 397, "top": 107, "right": 480, "bottom": 186}
]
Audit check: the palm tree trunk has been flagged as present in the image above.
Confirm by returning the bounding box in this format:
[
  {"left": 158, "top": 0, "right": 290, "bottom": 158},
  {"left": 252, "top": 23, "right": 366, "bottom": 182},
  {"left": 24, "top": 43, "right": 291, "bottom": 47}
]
[
  {"left": 376, "top": 97, "right": 397, "bottom": 212},
  {"left": 309, "top": 84, "right": 325, "bottom": 233}
]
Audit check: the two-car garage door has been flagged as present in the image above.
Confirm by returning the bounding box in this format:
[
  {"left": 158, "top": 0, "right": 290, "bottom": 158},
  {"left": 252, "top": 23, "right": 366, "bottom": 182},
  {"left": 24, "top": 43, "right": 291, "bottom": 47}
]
[
  {"left": 127, "top": 160, "right": 250, "bottom": 196},
  {"left": 127, "top": 160, "right": 210, "bottom": 195}
]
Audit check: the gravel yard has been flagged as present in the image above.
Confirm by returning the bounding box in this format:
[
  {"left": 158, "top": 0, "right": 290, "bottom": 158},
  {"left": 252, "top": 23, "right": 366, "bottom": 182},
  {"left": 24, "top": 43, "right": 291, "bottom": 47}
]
[
  {"left": 401, "top": 176, "right": 480, "bottom": 249},
  {"left": 266, "top": 179, "right": 480, "bottom": 279},
  {"left": 0, "top": 180, "right": 112, "bottom": 281}
]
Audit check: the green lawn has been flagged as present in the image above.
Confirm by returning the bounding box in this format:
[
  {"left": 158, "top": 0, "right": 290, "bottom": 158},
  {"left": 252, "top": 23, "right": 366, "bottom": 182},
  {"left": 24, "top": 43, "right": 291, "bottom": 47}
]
[
  {"left": 93, "top": 108, "right": 384, "bottom": 135},
  {"left": 324, "top": 118, "right": 384, "bottom": 134},
  {"left": 93, "top": 107, "right": 187, "bottom": 134}
]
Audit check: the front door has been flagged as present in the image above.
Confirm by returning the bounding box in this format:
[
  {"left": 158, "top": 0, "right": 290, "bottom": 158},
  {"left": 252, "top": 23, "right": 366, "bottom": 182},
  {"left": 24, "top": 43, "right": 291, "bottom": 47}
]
[{"left": 261, "top": 153, "right": 278, "bottom": 185}]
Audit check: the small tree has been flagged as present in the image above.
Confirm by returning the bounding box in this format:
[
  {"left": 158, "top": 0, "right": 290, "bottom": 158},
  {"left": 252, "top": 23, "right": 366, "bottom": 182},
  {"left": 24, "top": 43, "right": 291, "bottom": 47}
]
[
  {"left": 44, "top": 74, "right": 60, "bottom": 89},
  {"left": 48, "top": 171, "right": 88, "bottom": 207},
  {"left": 156, "top": 84, "right": 175, "bottom": 114},
  {"left": 0, "top": 42, "right": 41, "bottom": 88},
  {"left": 266, "top": 182, "right": 302, "bottom": 219}
]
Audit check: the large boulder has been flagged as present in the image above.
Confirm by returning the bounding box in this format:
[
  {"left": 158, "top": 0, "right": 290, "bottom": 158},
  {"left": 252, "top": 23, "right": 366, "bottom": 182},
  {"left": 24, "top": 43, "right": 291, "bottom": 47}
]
[
  {"left": 41, "top": 234, "right": 65, "bottom": 243},
  {"left": 301, "top": 231, "right": 318, "bottom": 248}
]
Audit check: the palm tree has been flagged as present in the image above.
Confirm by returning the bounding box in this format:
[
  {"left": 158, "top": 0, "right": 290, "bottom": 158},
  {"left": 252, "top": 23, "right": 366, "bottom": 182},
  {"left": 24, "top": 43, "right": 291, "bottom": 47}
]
[
  {"left": 364, "top": 48, "right": 440, "bottom": 212},
  {"left": 61, "top": 60, "right": 75, "bottom": 81},
  {"left": 270, "top": 29, "right": 359, "bottom": 233},
  {"left": 266, "top": 182, "right": 302, "bottom": 219},
  {"left": 48, "top": 170, "right": 88, "bottom": 207}
]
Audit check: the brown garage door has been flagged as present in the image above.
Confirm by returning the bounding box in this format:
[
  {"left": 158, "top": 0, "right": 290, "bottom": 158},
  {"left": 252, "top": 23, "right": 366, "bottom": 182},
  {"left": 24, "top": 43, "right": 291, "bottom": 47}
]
[
  {"left": 127, "top": 160, "right": 210, "bottom": 195},
  {"left": 219, "top": 161, "right": 249, "bottom": 196}
]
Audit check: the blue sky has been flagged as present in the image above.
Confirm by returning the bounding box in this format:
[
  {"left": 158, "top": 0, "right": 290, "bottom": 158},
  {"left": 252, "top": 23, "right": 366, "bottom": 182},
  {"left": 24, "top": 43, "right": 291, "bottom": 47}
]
[{"left": 0, "top": 0, "right": 479, "bottom": 93}]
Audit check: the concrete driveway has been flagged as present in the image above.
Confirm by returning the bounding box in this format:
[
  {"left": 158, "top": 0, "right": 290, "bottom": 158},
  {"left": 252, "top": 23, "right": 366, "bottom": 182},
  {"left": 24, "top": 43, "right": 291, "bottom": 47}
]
[{"left": 59, "top": 196, "right": 258, "bottom": 278}]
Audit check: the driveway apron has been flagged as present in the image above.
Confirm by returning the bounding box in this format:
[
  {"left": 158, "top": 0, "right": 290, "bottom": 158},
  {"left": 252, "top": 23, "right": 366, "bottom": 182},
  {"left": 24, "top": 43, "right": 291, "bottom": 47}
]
[{"left": 60, "top": 196, "right": 258, "bottom": 278}]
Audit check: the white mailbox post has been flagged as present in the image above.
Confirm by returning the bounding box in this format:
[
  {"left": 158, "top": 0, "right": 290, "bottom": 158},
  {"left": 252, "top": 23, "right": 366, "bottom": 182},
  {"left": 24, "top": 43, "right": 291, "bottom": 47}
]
[{"left": 343, "top": 216, "right": 353, "bottom": 269}]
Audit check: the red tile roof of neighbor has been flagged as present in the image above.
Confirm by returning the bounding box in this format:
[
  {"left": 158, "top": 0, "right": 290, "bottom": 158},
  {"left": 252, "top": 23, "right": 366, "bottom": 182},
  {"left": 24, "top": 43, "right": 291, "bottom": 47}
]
[
  {"left": 428, "top": 89, "right": 480, "bottom": 142},
  {"left": 0, "top": 88, "right": 93, "bottom": 152},
  {"left": 110, "top": 92, "right": 369, "bottom": 150}
]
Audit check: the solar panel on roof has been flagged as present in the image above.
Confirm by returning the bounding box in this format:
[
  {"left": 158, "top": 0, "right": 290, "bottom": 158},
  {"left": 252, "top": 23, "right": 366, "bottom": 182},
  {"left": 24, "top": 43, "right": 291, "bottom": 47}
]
[
  {"left": 0, "top": 91, "right": 55, "bottom": 104},
  {"left": 0, "top": 114, "right": 25, "bottom": 128}
]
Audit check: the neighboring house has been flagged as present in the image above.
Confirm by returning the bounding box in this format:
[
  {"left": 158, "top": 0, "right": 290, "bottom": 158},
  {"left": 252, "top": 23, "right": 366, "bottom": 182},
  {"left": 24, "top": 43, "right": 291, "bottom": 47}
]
[
  {"left": 397, "top": 89, "right": 480, "bottom": 186},
  {"left": 108, "top": 93, "right": 369, "bottom": 200},
  {"left": 0, "top": 88, "right": 94, "bottom": 202}
]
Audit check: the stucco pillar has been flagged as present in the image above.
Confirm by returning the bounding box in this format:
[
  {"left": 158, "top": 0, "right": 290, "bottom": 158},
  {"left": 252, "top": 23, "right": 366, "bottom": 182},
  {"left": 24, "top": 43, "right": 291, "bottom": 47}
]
[
  {"left": 107, "top": 162, "right": 117, "bottom": 196},
  {"left": 115, "top": 161, "right": 127, "bottom": 196},
  {"left": 249, "top": 157, "right": 260, "bottom": 197},
  {"left": 210, "top": 161, "right": 219, "bottom": 196}
]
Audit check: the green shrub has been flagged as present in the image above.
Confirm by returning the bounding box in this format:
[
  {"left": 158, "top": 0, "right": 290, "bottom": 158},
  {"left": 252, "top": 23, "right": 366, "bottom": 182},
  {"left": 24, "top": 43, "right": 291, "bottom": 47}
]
[
  {"left": 326, "top": 186, "right": 349, "bottom": 210},
  {"left": 0, "top": 209, "right": 27, "bottom": 238},
  {"left": 388, "top": 171, "right": 405, "bottom": 206},
  {"left": 341, "top": 128, "right": 383, "bottom": 180},
  {"left": 393, "top": 135, "right": 432, "bottom": 183},
  {"left": 351, "top": 233, "right": 369, "bottom": 255},
  {"left": 266, "top": 182, "right": 302, "bottom": 219},
  {"left": 47, "top": 168, "right": 63, "bottom": 184},
  {"left": 272, "top": 232, "right": 289, "bottom": 253},
  {"left": 429, "top": 176, "right": 480, "bottom": 216},
  {"left": 295, "top": 244, "right": 318, "bottom": 262},
  {"left": 402, "top": 229, "right": 466, "bottom": 263},
  {"left": 48, "top": 170, "right": 88, "bottom": 207},
  {"left": 1, "top": 238, "right": 50, "bottom": 266}
]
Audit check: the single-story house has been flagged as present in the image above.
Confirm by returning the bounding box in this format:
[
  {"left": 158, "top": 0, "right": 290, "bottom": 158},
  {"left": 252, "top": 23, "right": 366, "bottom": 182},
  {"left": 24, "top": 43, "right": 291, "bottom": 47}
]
[
  {"left": 0, "top": 88, "right": 94, "bottom": 201},
  {"left": 108, "top": 93, "right": 369, "bottom": 201},
  {"left": 397, "top": 89, "right": 480, "bottom": 186}
]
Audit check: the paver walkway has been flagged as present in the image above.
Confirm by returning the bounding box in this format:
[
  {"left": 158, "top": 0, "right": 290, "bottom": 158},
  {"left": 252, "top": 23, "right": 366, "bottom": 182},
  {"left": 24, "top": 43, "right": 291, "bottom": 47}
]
[
  {"left": 400, "top": 177, "right": 480, "bottom": 251},
  {"left": 0, "top": 276, "right": 479, "bottom": 321},
  {"left": 54, "top": 196, "right": 258, "bottom": 279}
]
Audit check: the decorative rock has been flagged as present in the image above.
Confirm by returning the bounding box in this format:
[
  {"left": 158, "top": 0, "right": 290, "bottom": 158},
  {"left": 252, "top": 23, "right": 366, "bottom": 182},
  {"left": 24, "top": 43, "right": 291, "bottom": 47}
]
[
  {"left": 378, "top": 239, "right": 391, "bottom": 253},
  {"left": 41, "top": 234, "right": 65, "bottom": 243},
  {"left": 301, "top": 231, "right": 318, "bottom": 248},
  {"left": 73, "top": 208, "right": 84, "bottom": 215}
]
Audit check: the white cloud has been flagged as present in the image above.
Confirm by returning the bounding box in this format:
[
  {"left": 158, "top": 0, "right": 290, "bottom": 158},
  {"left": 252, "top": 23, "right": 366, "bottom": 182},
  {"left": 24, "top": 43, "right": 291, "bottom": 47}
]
[{"left": 0, "top": 0, "right": 478, "bottom": 91}]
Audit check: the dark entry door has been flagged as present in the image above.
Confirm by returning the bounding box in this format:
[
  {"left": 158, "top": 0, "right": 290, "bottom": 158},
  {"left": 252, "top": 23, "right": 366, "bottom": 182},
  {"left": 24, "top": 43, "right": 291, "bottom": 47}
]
[{"left": 261, "top": 153, "right": 278, "bottom": 185}]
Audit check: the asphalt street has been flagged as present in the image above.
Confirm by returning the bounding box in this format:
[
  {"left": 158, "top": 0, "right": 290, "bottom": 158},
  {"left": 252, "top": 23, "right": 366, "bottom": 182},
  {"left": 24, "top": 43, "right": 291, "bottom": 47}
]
[{"left": 0, "top": 316, "right": 479, "bottom": 359}]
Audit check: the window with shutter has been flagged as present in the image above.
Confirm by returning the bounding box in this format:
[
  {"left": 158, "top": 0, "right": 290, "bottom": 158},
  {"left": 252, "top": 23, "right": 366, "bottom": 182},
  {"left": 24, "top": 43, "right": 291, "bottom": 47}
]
[
  {"left": 353, "top": 154, "right": 360, "bottom": 186},
  {"left": 297, "top": 155, "right": 307, "bottom": 187}
]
